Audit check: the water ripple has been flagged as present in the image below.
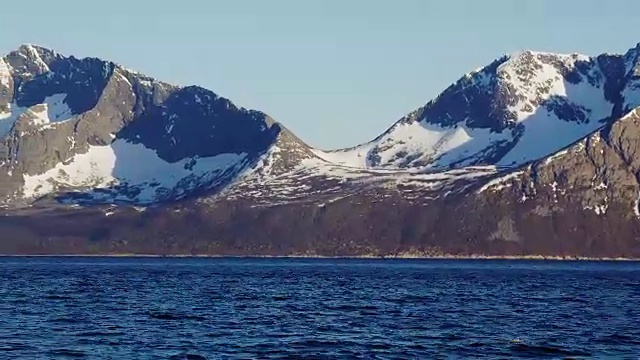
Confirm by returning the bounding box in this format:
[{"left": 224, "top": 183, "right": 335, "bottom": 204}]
[{"left": 0, "top": 258, "right": 639, "bottom": 358}]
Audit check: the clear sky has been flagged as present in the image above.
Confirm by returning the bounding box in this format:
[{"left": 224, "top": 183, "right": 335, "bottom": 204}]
[{"left": 2, "top": 0, "right": 639, "bottom": 149}]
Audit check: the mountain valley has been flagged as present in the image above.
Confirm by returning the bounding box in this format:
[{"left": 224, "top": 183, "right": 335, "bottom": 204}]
[{"left": 2, "top": 44, "right": 640, "bottom": 257}]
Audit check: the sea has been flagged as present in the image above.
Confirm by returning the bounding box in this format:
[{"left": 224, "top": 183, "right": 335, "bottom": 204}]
[{"left": 0, "top": 257, "right": 639, "bottom": 359}]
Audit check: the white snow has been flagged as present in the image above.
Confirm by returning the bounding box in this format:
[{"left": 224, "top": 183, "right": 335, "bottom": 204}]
[
  {"left": 311, "top": 146, "right": 370, "bottom": 168},
  {"left": 0, "top": 103, "right": 29, "bottom": 136},
  {"left": 622, "top": 85, "right": 640, "bottom": 112},
  {"left": 585, "top": 193, "right": 609, "bottom": 216},
  {"left": 0, "top": 94, "right": 74, "bottom": 136},
  {"left": 293, "top": 159, "right": 497, "bottom": 189},
  {"left": 587, "top": 203, "right": 608, "bottom": 215},
  {"left": 622, "top": 49, "right": 640, "bottom": 111},
  {"left": 634, "top": 191, "right": 640, "bottom": 218},
  {"left": 22, "top": 44, "right": 50, "bottom": 73},
  {"left": 256, "top": 145, "right": 281, "bottom": 178},
  {"left": 225, "top": 141, "right": 501, "bottom": 206},
  {"left": 314, "top": 51, "right": 613, "bottom": 172},
  {"left": 115, "top": 70, "right": 132, "bottom": 89},
  {"left": 22, "top": 139, "right": 248, "bottom": 203},
  {"left": 0, "top": 58, "right": 11, "bottom": 88},
  {"left": 120, "top": 66, "right": 142, "bottom": 76},
  {"left": 495, "top": 52, "right": 611, "bottom": 166},
  {"left": 233, "top": 145, "right": 284, "bottom": 185},
  {"left": 29, "top": 94, "right": 73, "bottom": 125},
  {"left": 296, "top": 157, "right": 373, "bottom": 181},
  {"left": 497, "top": 114, "right": 606, "bottom": 166},
  {"left": 139, "top": 79, "right": 153, "bottom": 88},
  {"left": 543, "top": 149, "right": 570, "bottom": 165},
  {"left": 550, "top": 181, "right": 559, "bottom": 203},
  {"left": 594, "top": 182, "right": 607, "bottom": 191},
  {"left": 478, "top": 171, "right": 524, "bottom": 193},
  {"left": 313, "top": 121, "right": 511, "bottom": 170}
]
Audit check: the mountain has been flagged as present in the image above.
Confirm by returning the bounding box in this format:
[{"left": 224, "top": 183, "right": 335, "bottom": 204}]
[
  {"left": 2, "top": 43, "right": 640, "bottom": 258},
  {"left": 314, "top": 46, "right": 640, "bottom": 170},
  {"left": 0, "top": 44, "right": 314, "bottom": 206}
]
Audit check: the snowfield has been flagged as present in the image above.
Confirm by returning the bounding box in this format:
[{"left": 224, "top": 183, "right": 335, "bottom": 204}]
[{"left": 22, "top": 140, "right": 248, "bottom": 204}]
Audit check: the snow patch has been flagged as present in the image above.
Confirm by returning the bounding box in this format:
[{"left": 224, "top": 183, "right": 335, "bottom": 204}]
[
  {"left": 235, "top": 145, "right": 284, "bottom": 185},
  {"left": 543, "top": 149, "right": 570, "bottom": 165},
  {"left": 22, "top": 45, "right": 50, "bottom": 73},
  {"left": 29, "top": 94, "right": 74, "bottom": 125},
  {"left": 585, "top": 195, "right": 609, "bottom": 216},
  {"left": 550, "top": 181, "right": 559, "bottom": 203},
  {"left": 0, "top": 58, "right": 11, "bottom": 88},
  {"left": 0, "top": 103, "right": 31, "bottom": 136},
  {"left": 622, "top": 52, "right": 640, "bottom": 110},
  {"left": 0, "top": 94, "right": 73, "bottom": 136},
  {"left": 311, "top": 146, "right": 371, "bottom": 169},
  {"left": 115, "top": 70, "right": 132, "bottom": 89},
  {"left": 587, "top": 203, "right": 608, "bottom": 215},
  {"left": 594, "top": 182, "right": 607, "bottom": 191},
  {"left": 22, "top": 140, "right": 247, "bottom": 203},
  {"left": 478, "top": 171, "right": 524, "bottom": 193},
  {"left": 313, "top": 121, "right": 511, "bottom": 170},
  {"left": 139, "top": 79, "right": 153, "bottom": 88}
]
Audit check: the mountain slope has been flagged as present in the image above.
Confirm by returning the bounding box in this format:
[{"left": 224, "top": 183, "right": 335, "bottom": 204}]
[
  {"left": 0, "top": 45, "right": 317, "bottom": 205},
  {"left": 314, "top": 45, "right": 640, "bottom": 172},
  {"left": 1, "top": 43, "right": 640, "bottom": 257}
]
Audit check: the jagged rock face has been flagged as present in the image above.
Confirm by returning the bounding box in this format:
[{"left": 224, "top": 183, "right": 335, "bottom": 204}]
[
  {"left": 479, "top": 108, "right": 640, "bottom": 220},
  {"left": 0, "top": 45, "right": 298, "bottom": 205},
  {"left": 0, "top": 59, "right": 14, "bottom": 113},
  {"left": 116, "top": 86, "right": 281, "bottom": 163}
]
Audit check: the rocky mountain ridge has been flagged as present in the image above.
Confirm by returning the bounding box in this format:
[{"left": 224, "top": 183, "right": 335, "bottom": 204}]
[
  {"left": 0, "top": 44, "right": 313, "bottom": 206},
  {"left": 314, "top": 45, "right": 640, "bottom": 171},
  {"left": 2, "top": 43, "right": 640, "bottom": 257}
]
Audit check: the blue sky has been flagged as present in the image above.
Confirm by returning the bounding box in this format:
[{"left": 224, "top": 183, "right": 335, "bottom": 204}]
[{"left": 2, "top": 0, "right": 639, "bottom": 149}]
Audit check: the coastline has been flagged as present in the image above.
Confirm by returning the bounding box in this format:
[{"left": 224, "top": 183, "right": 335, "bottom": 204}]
[{"left": 0, "top": 254, "right": 637, "bottom": 261}]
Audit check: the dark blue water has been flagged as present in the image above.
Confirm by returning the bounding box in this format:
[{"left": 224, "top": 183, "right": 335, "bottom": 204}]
[{"left": 1, "top": 258, "right": 639, "bottom": 359}]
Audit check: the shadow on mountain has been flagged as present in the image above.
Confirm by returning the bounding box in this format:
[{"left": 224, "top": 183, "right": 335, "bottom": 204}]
[
  {"left": 53, "top": 86, "right": 283, "bottom": 205},
  {"left": 15, "top": 56, "right": 115, "bottom": 115},
  {"left": 405, "top": 58, "right": 623, "bottom": 171}
]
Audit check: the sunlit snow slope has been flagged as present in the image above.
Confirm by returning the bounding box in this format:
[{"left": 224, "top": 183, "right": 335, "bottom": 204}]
[
  {"left": 315, "top": 47, "right": 640, "bottom": 171},
  {"left": 23, "top": 140, "right": 249, "bottom": 204}
]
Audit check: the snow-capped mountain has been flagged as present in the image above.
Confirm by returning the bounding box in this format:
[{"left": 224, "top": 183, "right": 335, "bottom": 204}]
[
  {"left": 314, "top": 45, "right": 640, "bottom": 171},
  {"left": 3, "top": 43, "right": 640, "bottom": 207},
  {"left": 4, "top": 43, "right": 640, "bottom": 258},
  {"left": 0, "top": 44, "right": 313, "bottom": 205}
]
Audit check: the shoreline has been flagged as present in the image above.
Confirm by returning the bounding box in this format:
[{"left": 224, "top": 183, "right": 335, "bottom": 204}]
[{"left": 0, "top": 254, "right": 638, "bottom": 261}]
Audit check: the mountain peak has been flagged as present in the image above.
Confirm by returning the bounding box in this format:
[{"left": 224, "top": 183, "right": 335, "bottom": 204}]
[
  {"left": 503, "top": 49, "right": 591, "bottom": 68},
  {"left": 10, "top": 43, "right": 61, "bottom": 63},
  {"left": 315, "top": 44, "right": 640, "bottom": 171},
  {"left": 3, "top": 43, "right": 64, "bottom": 77},
  {"left": 15, "top": 43, "right": 56, "bottom": 55}
]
